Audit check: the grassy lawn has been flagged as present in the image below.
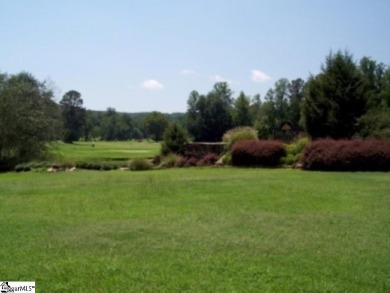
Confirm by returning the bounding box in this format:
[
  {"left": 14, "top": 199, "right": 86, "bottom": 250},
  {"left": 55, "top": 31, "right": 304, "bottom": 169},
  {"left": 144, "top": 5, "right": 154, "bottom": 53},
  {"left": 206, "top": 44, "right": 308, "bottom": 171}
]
[
  {"left": 1, "top": 168, "right": 389, "bottom": 292},
  {"left": 51, "top": 140, "right": 161, "bottom": 161}
]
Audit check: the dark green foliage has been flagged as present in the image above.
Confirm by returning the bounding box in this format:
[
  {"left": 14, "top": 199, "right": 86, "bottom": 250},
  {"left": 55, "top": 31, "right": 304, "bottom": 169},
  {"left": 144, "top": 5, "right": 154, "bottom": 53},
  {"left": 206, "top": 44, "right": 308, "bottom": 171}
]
[
  {"left": 302, "top": 139, "right": 390, "bottom": 171},
  {"left": 0, "top": 71, "right": 61, "bottom": 169},
  {"left": 75, "top": 160, "right": 121, "bottom": 171},
  {"left": 186, "top": 82, "right": 233, "bottom": 142},
  {"left": 233, "top": 92, "right": 252, "bottom": 127},
  {"left": 287, "top": 78, "right": 305, "bottom": 127},
  {"left": 60, "top": 90, "right": 86, "bottom": 143},
  {"left": 161, "top": 123, "right": 188, "bottom": 155},
  {"left": 253, "top": 78, "right": 305, "bottom": 139},
  {"left": 231, "top": 140, "right": 286, "bottom": 167},
  {"left": 357, "top": 108, "right": 390, "bottom": 138},
  {"left": 15, "top": 164, "right": 32, "bottom": 172},
  {"left": 99, "top": 108, "right": 135, "bottom": 141},
  {"left": 143, "top": 111, "right": 170, "bottom": 141},
  {"left": 359, "top": 57, "right": 390, "bottom": 109},
  {"left": 303, "top": 51, "right": 368, "bottom": 138}
]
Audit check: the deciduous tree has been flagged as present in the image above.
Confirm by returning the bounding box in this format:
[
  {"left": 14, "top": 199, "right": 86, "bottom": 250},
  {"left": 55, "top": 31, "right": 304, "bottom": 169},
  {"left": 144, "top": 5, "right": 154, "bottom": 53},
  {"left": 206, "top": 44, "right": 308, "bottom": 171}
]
[
  {"left": 0, "top": 72, "right": 61, "bottom": 169},
  {"left": 143, "top": 111, "right": 170, "bottom": 141}
]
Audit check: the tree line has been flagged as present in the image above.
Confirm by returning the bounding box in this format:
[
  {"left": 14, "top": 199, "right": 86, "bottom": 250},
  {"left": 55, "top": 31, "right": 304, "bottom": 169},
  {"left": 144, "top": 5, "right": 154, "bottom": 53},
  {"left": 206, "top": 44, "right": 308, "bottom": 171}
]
[
  {"left": 1, "top": 50, "right": 389, "bottom": 169},
  {"left": 186, "top": 51, "right": 390, "bottom": 141}
]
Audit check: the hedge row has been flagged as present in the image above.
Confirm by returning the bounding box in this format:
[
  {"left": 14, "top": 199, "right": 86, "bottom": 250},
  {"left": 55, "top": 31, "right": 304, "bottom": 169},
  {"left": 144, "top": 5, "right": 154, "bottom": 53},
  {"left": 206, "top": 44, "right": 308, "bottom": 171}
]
[
  {"left": 301, "top": 139, "right": 390, "bottom": 171},
  {"left": 231, "top": 140, "right": 286, "bottom": 167}
]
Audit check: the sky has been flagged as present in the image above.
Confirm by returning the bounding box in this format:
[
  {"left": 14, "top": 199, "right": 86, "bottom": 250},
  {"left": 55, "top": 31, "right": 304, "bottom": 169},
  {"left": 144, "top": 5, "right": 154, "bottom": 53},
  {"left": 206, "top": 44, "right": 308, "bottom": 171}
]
[{"left": 1, "top": 0, "right": 389, "bottom": 113}]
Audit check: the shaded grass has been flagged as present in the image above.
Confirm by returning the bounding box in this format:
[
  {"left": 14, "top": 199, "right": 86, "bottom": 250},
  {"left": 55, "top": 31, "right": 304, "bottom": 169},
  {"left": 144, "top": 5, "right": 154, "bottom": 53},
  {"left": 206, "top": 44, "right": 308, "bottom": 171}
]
[{"left": 0, "top": 169, "right": 389, "bottom": 292}]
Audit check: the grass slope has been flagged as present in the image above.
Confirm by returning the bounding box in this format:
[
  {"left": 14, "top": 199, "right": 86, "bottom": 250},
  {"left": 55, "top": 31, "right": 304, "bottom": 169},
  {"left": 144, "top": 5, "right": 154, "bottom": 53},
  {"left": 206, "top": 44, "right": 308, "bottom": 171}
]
[{"left": 0, "top": 168, "right": 389, "bottom": 292}]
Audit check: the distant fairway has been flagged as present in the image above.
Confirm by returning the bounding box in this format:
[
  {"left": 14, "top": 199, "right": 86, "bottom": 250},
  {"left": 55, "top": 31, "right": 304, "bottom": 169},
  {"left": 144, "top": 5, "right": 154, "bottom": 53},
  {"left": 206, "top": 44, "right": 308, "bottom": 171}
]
[{"left": 52, "top": 141, "right": 160, "bottom": 160}]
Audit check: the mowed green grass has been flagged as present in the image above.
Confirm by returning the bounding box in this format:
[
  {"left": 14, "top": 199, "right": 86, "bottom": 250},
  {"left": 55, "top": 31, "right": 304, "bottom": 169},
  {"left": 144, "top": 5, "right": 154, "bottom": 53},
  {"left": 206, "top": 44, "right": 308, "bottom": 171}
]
[
  {"left": 52, "top": 141, "right": 160, "bottom": 160},
  {"left": 0, "top": 168, "right": 389, "bottom": 292}
]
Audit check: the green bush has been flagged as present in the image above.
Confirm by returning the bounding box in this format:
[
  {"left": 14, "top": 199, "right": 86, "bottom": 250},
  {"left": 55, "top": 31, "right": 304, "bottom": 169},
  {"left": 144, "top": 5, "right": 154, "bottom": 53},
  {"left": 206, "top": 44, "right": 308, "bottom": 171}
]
[
  {"left": 161, "top": 123, "right": 188, "bottom": 155},
  {"left": 222, "top": 127, "right": 258, "bottom": 150},
  {"left": 128, "top": 158, "right": 153, "bottom": 171},
  {"left": 14, "top": 161, "right": 51, "bottom": 172},
  {"left": 282, "top": 137, "right": 309, "bottom": 166},
  {"left": 15, "top": 163, "right": 31, "bottom": 172},
  {"left": 75, "top": 160, "right": 120, "bottom": 171}
]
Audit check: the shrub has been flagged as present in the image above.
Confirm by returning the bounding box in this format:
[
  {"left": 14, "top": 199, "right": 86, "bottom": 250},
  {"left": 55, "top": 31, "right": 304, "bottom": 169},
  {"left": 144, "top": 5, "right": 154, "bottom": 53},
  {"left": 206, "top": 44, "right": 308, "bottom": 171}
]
[
  {"left": 75, "top": 161, "right": 120, "bottom": 171},
  {"left": 128, "top": 158, "right": 153, "bottom": 171},
  {"left": 223, "top": 127, "right": 258, "bottom": 150},
  {"left": 184, "top": 157, "right": 197, "bottom": 167},
  {"left": 231, "top": 140, "right": 286, "bottom": 167},
  {"left": 160, "top": 153, "right": 181, "bottom": 168},
  {"left": 152, "top": 155, "right": 162, "bottom": 166},
  {"left": 15, "top": 163, "right": 31, "bottom": 172},
  {"left": 357, "top": 108, "right": 390, "bottom": 139},
  {"left": 197, "top": 153, "right": 219, "bottom": 166},
  {"left": 282, "top": 137, "right": 310, "bottom": 166},
  {"left": 161, "top": 123, "right": 188, "bottom": 155},
  {"left": 182, "top": 143, "right": 225, "bottom": 159},
  {"left": 301, "top": 139, "right": 390, "bottom": 171},
  {"left": 14, "top": 161, "right": 51, "bottom": 172},
  {"left": 175, "top": 156, "right": 187, "bottom": 168}
]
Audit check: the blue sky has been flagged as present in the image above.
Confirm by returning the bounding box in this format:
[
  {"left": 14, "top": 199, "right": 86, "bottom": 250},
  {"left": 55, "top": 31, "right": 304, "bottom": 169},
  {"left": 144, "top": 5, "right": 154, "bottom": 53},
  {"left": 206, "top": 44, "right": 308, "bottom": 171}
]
[{"left": 1, "top": 0, "right": 389, "bottom": 113}]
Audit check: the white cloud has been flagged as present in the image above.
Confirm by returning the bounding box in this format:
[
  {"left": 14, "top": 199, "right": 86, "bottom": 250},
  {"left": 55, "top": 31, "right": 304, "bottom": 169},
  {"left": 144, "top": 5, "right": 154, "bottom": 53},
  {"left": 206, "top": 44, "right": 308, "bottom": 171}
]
[
  {"left": 182, "top": 69, "right": 198, "bottom": 76},
  {"left": 211, "top": 74, "right": 225, "bottom": 82},
  {"left": 251, "top": 70, "right": 271, "bottom": 83},
  {"left": 142, "top": 79, "right": 164, "bottom": 90},
  {"left": 210, "top": 74, "right": 238, "bottom": 84}
]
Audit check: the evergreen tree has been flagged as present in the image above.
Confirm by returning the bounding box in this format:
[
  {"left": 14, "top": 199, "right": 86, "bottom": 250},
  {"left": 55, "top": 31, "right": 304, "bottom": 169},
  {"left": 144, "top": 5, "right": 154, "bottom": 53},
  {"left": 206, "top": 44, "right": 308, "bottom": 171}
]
[
  {"left": 302, "top": 51, "right": 368, "bottom": 138},
  {"left": 161, "top": 123, "right": 188, "bottom": 155},
  {"left": 60, "top": 90, "right": 86, "bottom": 143}
]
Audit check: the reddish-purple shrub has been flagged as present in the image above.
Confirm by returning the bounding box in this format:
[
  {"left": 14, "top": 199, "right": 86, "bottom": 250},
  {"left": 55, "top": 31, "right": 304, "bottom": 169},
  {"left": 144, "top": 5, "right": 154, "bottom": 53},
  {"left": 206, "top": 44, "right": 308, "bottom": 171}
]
[
  {"left": 184, "top": 157, "right": 198, "bottom": 167},
  {"left": 182, "top": 143, "right": 225, "bottom": 159},
  {"left": 197, "top": 153, "right": 219, "bottom": 166},
  {"left": 301, "top": 139, "right": 390, "bottom": 171},
  {"left": 231, "top": 140, "right": 286, "bottom": 167}
]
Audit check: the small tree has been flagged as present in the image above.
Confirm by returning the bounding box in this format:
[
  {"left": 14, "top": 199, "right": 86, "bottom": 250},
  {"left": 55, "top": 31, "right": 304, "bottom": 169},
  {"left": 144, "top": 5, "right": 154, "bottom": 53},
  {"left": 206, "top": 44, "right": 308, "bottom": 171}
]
[{"left": 161, "top": 123, "right": 188, "bottom": 155}]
